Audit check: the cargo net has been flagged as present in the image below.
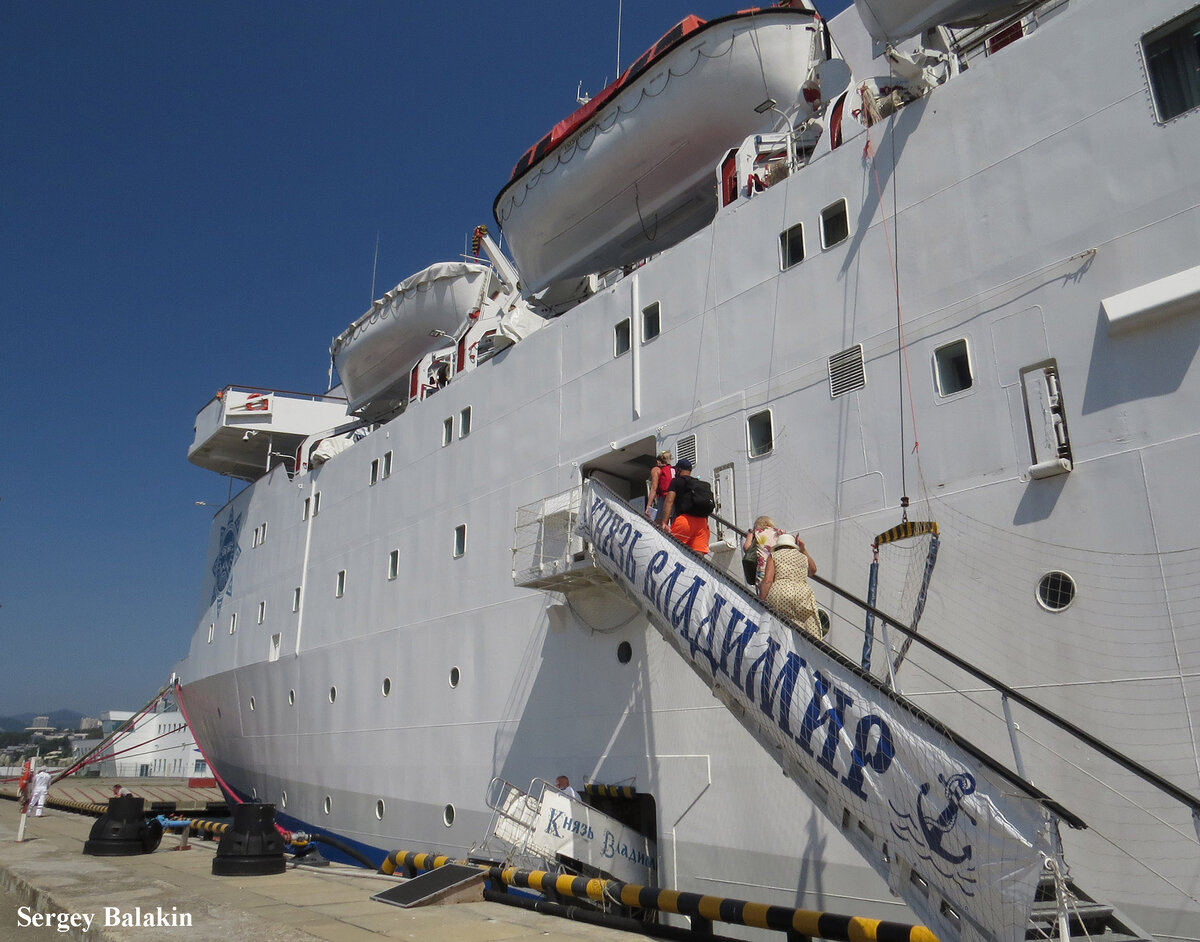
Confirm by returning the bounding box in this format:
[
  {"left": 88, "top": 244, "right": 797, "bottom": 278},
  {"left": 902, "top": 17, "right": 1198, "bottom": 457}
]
[{"left": 861, "top": 519, "right": 940, "bottom": 683}]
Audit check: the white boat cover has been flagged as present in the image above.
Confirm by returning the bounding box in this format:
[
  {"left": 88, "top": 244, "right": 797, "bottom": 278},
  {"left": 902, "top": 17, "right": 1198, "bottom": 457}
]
[{"left": 854, "top": 0, "right": 1029, "bottom": 43}]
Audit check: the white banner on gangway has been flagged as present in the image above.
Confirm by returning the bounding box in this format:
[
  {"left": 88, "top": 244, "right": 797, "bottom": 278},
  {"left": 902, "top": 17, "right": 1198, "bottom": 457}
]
[{"left": 576, "top": 480, "right": 1054, "bottom": 942}]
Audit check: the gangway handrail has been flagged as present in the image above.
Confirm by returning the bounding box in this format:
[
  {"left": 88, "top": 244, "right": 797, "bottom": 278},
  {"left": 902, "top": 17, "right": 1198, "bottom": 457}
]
[{"left": 710, "top": 511, "right": 1200, "bottom": 818}]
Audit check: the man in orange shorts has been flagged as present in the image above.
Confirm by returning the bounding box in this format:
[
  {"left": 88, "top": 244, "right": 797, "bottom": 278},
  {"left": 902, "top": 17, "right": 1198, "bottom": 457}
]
[{"left": 658, "top": 459, "right": 710, "bottom": 555}]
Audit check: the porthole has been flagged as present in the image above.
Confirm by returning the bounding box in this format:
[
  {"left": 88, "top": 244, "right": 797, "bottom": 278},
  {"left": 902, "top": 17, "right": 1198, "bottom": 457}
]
[
  {"left": 249, "top": 696, "right": 256, "bottom": 711},
  {"left": 817, "top": 609, "right": 831, "bottom": 638},
  {"left": 376, "top": 799, "right": 386, "bottom": 820},
  {"left": 1036, "top": 571, "right": 1076, "bottom": 612},
  {"left": 281, "top": 790, "right": 288, "bottom": 808},
  {"left": 382, "top": 677, "right": 392, "bottom": 697},
  {"left": 251, "top": 787, "right": 258, "bottom": 800},
  {"left": 449, "top": 666, "right": 461, "bottom": 688},
  {"left": 288, "top": 689, "right": 295, "bottom": 706},
  {"left": 329, "top": 685, "right": 337, "bottom": 703},
  {"left": 617, "top": 641, "right": 633, "bottom": 664},
  {"left": 323, "top": 795, "right": 332, "bottom": 814},
  {"left": 443, "top": 803, "right": 455, "bottom": 827}
]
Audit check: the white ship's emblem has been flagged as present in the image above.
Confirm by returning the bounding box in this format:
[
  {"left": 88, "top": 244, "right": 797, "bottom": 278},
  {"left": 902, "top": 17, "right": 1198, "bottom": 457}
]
[{"left": 210, "top": 511, "right": 242, "bottom": 604}]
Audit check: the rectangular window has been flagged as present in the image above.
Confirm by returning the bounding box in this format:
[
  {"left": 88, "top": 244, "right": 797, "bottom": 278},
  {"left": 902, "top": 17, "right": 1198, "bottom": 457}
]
[
  {"left": 642, "top": 301, "right": 661, "bottom": 342},
  {"left": 269, "top": 633, "right": 282, "bottom": 662},
  {"left": 388, "top": 549, "right": 400, "bottom": 580},
  {"left": 194, "top": 759, "right": 208, "bottom": 775},
  {"left": 335, "top": 570, "right": 346, "bottom": 598},
  {"left": 747, "top": 410, "right": 775, "bottom": 458},
  {"left": 1144, "top": 8, "right": 1200, "bottom": 122},
  {"left": 292, "top": 586, "right": 301, "bottom": 612},
  {"left": 312, "top": 492, "right": 321, "bottom": 516},
  {"left": 382, "top": 450, "right": 393, "bottom": 478},
  {"left": 780, "top": 223, "right": 805, "bottom": 269},
  {"left": 302, "top": 497, "right": 311, "bottom": 520},
  {"left": 460, "top": 406, "right": 472, "bottom": 438},
  {"left": 614, "top": 318, "right": 632, "bottom": 356},
  {"left": 820, "top": 199, "right": 849, "bottom": 248},
  {"left": 370, "top": 458, "right": 380, "bottom": 485},
  {"left": 229, "top": 613, "right": 238, "bottom": 635},
  {"left": 251, "top": 525, "right": 258, "bottom": 547},
  {"left": 207, "top": 623, "right": 215, "bottom": 644},
  {"left": 934, "top": 338, "right": 973, "bottom": 396},
  {"left": 442, "top": 417, "right": 454, "bottom": 446},
  {"left": 257, "top": 600, "right": 266, "bottom": 625},
  {"left": 453, "top": 524, "right": 467, "bottom": 558}
]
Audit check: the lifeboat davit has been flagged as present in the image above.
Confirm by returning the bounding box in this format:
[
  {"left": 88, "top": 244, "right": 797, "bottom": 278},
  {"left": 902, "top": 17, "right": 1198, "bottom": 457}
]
[
  {"left": 493, "top": 7, "right": 821, "bottom": 295},
  {"left": 331, "top": 261, "right": 498, "bottom": 414}
]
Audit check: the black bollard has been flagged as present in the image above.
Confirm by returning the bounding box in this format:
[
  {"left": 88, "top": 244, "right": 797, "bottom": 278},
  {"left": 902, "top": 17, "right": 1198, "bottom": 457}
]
[
  {"left": 212, "top": 803, "right": 287, "bottom": 876},
  {"left": 83, "top": 795, "right": 163, "bottom": 856}
]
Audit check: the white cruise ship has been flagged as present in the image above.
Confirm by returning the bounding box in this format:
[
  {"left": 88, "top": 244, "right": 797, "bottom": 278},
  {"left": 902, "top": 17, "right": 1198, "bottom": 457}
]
[{"left": 174, "top": 1, "right": 1200, "bottom": 939}]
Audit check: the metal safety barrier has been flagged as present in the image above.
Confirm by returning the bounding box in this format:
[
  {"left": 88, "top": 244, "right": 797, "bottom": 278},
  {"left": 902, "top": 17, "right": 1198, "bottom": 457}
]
[{"left": 378, "top": 850, "right": 938, "bottom": 942}]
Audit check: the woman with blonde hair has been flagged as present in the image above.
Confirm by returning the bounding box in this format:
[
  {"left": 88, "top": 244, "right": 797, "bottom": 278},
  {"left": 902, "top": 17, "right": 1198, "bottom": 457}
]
[{"left": 645, "top": 450, "right": 673, "bottom": 521}]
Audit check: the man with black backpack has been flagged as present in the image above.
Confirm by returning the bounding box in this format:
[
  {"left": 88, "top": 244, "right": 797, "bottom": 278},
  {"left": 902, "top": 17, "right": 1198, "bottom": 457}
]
[{"left": 658, "top": 459, "right": 714, "bottom": 555}]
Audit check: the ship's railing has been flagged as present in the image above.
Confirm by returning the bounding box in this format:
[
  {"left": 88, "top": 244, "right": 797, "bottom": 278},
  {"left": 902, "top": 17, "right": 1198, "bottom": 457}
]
[{"left": 512, "top": 486, "right": 614, "bottom": 591}]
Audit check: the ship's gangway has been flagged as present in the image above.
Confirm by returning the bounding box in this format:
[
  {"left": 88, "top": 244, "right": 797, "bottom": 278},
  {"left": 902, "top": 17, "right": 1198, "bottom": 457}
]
[{"left": 516, "top": 479, "right": 1165, "bottom": 942}]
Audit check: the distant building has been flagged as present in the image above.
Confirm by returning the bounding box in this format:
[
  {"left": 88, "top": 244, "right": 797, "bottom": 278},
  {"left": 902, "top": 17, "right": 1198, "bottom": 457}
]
[
  {"left": 80, "top": 717, "right": 101, "bottom": 730},
  {"left": 93, "top": 702, "right": 208, "bottom": 779},
  {"left": 26, "top": 716, "right": 55, "bottom": 737}
]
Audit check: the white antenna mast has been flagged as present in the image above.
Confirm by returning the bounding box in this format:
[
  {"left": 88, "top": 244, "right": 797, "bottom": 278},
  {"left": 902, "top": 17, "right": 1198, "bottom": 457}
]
[
  {"left": 616, "top": 0, "right": 623, "bottom": 75},
  {"left": 370, "top": 231, "right": 380, "bottom": 302}
]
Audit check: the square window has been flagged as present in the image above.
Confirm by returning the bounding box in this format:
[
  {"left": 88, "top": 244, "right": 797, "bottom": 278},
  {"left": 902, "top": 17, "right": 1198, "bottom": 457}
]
[
  {"left": 370, "top": 458, "right": 380, "bottom": 485},
  {"left": 383, "top": 450, "right": 393, "bottom": 478},
  {"left": 614, "top": 318, "right": 631, "bottom": 356},
  {"left": 1144, "top": 9, "right": 1200, "bottom": 122},
  {"left": 388, "top": 549, "right": 399, "bottom": 580},
  {"left": 934, "top": 339, "right": 973, "bottom": 396},
  {"left": 453, "top": 524, "right": 467, "bottom": 558},
  {"left": 780, "top": 223, "right": 805, "bottom": 269},
  {"left": 257, "top": 601, "right": 266, "bottom": 625},
  {"left": 642, "top": 302, "right": 661, "bottom": 342},
  {"left": 442, "top": 417, "right": 454, "bottom": 446},
  {"left": 460, "top": 406, "right": 472, "bottom": 438},
  {"left": 820, "top": 199, "right": 849, "bottom": 248},
  {"left": 747, "top": 410, "right": 774, "bottom": 458},
  {"left": 292, "top": 586, "right": 301, "bottom": 612},
  {"left": 335, "top": 570, "right": 346, "bottom": 598}
]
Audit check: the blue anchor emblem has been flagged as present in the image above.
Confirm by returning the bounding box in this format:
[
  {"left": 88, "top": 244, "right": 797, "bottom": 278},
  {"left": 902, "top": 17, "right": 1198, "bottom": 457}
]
[{"left": 916, "top": 772, "right": 977, "bottom": 865}]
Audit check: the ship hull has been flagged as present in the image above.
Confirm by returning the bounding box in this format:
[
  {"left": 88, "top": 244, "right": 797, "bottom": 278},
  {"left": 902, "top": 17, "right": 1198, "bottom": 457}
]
[{"left": 178, "top": 0, "right": 1200, "bottom": 937}]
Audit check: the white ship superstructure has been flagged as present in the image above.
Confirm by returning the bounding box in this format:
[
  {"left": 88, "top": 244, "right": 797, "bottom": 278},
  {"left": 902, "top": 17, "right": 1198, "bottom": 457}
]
[{"left": 175, "top": 1, "right": 1200, "bottom": 939}]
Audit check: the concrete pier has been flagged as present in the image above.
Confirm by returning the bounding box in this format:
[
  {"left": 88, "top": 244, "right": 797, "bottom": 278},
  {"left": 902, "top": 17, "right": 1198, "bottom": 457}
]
[{"left": 0, "top": 803, "right": 640, "bottom": 941}]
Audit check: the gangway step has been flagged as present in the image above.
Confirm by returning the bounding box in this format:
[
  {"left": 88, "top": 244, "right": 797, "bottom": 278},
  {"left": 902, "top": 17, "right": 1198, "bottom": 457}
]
[{"left": 1025, "top": 877, "right": 1151, "bottom": 941}]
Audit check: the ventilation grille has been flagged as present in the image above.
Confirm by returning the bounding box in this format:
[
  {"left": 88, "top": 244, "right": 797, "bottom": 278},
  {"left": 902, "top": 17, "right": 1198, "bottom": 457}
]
[
  {"left": 829, "top": 344, "right": 866, "bottom": 397},
  {"left": 675, "top": 434, "right": 698, "bottom": 467}
]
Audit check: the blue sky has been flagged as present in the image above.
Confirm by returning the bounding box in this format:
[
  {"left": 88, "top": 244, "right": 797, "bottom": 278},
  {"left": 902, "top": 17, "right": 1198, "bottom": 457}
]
[{"left": 1, "top": 1, "right": 852, "bottom": 719}]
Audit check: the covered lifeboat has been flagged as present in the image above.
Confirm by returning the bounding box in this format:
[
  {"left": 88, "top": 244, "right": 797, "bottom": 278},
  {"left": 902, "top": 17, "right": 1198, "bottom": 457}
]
[
  {"left": 331, "top": 261, "right": 500, "bottom": 414},
  {"left": 493, "top": 5, "right": 823, "bottom": 296}
]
